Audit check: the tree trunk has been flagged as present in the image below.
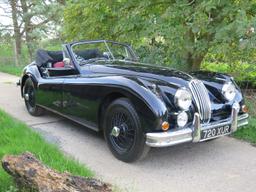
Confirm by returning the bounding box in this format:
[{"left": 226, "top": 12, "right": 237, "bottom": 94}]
[
  {"left": 25, "top": 33, "right": 34, "bottom": 61},
  {"left": 2, "top": 152, "right": 112, "bottom": 192},
  {"left": 9, "top": 0, "right": 22, "bottom": 66},
  {"left": 57, "top": 0, "right": 66, "bottom": 5},
  {"left": 191, "top": 55, "right": 204, "bottom": 71},
  {"left": 186, "top": 52, "right": 205, "bottom": 71},
  {"left": 20, "top": 0, "right": 34, "bottom": 61}
]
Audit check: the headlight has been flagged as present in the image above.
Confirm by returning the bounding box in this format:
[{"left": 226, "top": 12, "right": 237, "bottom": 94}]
[
  {"left": 222, "top": 82, "right": 236, "bottom": 101},
  {"left": 177, "top": 111, "right": 188, "bottom": 127},
  {"left": 174, "top": 88, "right": 192, "bottom": 110}
]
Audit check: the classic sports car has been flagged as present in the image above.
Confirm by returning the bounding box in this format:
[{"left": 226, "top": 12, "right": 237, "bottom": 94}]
[{"left": 19, "top": 40, "right": 249, "bottom": 162}]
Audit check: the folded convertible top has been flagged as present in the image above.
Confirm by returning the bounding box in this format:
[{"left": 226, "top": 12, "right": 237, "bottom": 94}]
[
  {"left": 35, "top": 48, "right": 103, "bottom": 67},
  {"left": 35, "top": 49, "right": 63, "bottom": 66}
]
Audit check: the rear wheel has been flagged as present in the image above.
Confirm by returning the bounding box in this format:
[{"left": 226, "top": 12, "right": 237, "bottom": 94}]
[
  {"left": 23, "top": 78, "right": 44, "bottom": 116},
  {"left": 103, "top": 98, "right": 150, "bottom": 162}
]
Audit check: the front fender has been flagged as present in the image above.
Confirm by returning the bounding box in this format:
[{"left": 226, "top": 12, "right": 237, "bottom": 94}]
[
  {"left": 77, "top": 75, "right": 168, "bottom": 132},
  {"left": 111, "top": 76, "right": 167, "bottom": 117},
  {"left": 114, "top": 77, "right": 168, "bottom": 132}
]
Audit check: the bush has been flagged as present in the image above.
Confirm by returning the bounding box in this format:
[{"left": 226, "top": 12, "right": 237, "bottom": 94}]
[{"left": 202, "top": 61, "right": 256, "bottom": 89}]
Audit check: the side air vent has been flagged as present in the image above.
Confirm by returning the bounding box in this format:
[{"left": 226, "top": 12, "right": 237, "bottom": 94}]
[{"left": 189, "top": 79, "right": 211, "bottom": 124}]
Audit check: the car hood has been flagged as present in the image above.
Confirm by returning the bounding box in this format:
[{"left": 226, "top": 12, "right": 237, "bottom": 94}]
[
  {"left": 85, "top": 60, "right": 193, "bottom": 89},
  {"left": 80, "top": 60, "right": 243, "bottom": 121}
]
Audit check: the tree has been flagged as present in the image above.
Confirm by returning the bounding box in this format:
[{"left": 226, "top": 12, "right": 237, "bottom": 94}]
[
  {"left": 9, "top": 0, "right": 22, "bottom": 65},
  {"left": 64, "top": 0, "right": 256, "bottom": 71},
  {"left": 1, "top": 0, "right": 65, "bottom": 63},
  {"left": 19, "top": 0, "right": 65, "bottom": 59}
]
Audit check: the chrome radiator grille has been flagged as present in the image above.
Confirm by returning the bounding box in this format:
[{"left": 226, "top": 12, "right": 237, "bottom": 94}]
[{"left": 189, "top": 79, "right": 211, "bottom": 124}]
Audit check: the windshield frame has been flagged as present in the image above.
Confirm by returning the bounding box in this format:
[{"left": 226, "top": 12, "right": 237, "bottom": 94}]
[{"left": 70, "top": 40, "right": 138, "bottom": 65}]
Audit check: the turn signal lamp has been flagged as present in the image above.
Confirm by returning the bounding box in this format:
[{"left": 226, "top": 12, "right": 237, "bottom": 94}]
[
  {"left": 162, "top": 121, "right": 170, "bottom": 131},
  {"left": 242, "top": 105, "right": 249, "bottom": 113}
]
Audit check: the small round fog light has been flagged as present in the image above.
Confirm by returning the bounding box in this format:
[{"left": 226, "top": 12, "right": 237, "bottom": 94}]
[
  {"left": 162, "top": 121, "right": 169, "bottom": 131},
  {"left": 177, "top": 111, "right": 188, "bottom": 127}
]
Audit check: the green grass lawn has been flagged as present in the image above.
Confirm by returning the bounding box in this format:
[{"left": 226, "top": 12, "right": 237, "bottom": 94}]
[
  {"left": 0, "top": 41, "right": 62, "bottom": 77},
  {"left": 233, "top": 118, "right": 256, "bottom": 145},
  {"left": 233, "top": 98, "right": 256, "bottom": 144},
  {"left": 0, "top": 64, "right": 24, "bottom": 76},
  {"left": 0, "top": 109, "right": 93, "bottom": 191}
]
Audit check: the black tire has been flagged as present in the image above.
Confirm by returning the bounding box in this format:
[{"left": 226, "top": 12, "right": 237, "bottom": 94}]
[
  {"left": 103, "top": 98, "right": 150, "bottom": 162},
  {"left": 23, "top": 77, "right": 44, "bottom": 116}
]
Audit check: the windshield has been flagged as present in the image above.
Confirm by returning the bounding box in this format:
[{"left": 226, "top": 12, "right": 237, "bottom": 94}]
[{"left": 71, "top": 40, "right": 137, "bottom": 65}]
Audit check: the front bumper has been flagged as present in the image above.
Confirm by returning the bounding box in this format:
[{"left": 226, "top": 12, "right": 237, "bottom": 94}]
[{"left": 146, "top": 105, "right": 249, "bottom": 147}]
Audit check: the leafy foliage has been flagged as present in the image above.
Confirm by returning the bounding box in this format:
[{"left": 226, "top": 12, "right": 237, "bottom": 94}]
[
  {"left": 0, "top": 39, "right": 62, "bottom": 67},
  {"left": 202, "top": 61, "right": 256, "bottom": 88},
  {"left": 1, "top": 0, "right": 65, "bottom": 62},
  {"left": 64, "top": 0, "right": 256, "bottom": 71}
]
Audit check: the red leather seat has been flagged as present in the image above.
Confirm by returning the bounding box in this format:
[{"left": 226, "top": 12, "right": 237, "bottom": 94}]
[{"left": 53, "top": 61, "right": 65, "bottom": 68}]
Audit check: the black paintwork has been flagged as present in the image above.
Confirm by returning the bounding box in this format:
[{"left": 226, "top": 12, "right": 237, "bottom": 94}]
[{"left": 20, "top": 40, "right": 245, "bottom": 133}]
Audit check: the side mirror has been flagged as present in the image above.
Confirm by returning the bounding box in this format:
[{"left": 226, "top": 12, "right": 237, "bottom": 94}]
[{"left": 63, "top": 58, "right": 71, "bottom": 67}]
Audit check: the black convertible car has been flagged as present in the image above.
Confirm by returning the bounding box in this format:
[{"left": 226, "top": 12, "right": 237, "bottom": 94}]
[{"left": 19, "top": 40, "right": 249, "bottom": 162}]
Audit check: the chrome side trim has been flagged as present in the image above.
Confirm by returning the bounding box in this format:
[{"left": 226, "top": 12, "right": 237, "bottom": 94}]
[
  {"left": 146, "top": 103, "right": 249, "bottom": 147},
  {"left": 37, "top": 104, "right": 99, "bottom": 131}
]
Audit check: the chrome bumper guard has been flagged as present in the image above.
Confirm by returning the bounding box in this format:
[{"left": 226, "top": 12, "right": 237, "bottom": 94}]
[{"left": 146, "top": 105, "right": 249, "bottom": 147}]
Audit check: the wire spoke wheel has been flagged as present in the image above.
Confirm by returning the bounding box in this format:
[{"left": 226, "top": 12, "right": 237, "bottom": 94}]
[
  {"left": 104, "top": 98, "right": 150, "bottom": 162},
  {"left": 110, "top": 111, "right": 136, "bottom": 153}
]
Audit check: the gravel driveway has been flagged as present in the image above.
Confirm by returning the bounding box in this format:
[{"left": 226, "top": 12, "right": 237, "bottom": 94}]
[{"left": 0, "top": 72, "right": 255, "bottom": 192}]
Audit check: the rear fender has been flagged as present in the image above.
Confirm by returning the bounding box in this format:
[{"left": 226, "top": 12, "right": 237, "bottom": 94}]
[{"left": 21, "top": 64, "right": 41, "bottom": 97}]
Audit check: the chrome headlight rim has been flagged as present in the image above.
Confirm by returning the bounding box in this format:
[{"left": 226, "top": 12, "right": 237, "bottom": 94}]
[
  {"left": 222, "top": 82, "right": 236, "bottom": 101},
  {"left": 174, "top": 88, "right": 192, "bottom": 110}
]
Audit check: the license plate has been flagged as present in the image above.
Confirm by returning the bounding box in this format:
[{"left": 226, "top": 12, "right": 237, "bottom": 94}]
[{"left": 201, "top": 124, "right": 231, "bottom": 140}]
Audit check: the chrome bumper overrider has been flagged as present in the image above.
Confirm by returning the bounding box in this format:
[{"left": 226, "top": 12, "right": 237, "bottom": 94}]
[{"left": 146, "top": 105, "right": 249, "bottom": 147}]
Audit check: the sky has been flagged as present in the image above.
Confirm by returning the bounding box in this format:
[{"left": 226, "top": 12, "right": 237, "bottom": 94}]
[
  {"left": 0, "top": 2, "right": 12, "bottom": 26},
  {"left": 0, "top": 1, "right": 58, "bottom": 38}
]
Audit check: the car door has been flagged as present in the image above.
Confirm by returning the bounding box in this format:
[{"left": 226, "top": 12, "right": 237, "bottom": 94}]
[
  {"left": 37, "top": 65, "right": 80, "bottom": 112},
  {"left": 61, "top": 65, "right": 99, "bottom": 131},
  {"left": 37, "top": 76, "right": 64, "bottom": 113},
  {"left": 36, "top": 46, "right": 78, "bottom": 113}
]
